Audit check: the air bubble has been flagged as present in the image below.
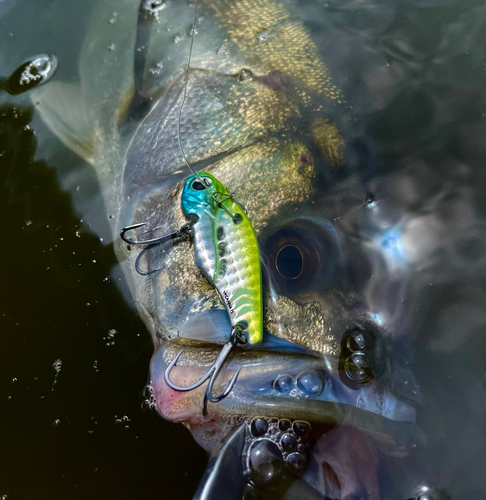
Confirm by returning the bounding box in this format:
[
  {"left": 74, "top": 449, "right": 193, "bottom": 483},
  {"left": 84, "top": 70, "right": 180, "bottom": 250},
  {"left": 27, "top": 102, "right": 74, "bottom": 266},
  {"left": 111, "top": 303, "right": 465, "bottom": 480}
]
[
  {"left": 251, "top": 418, "right": 268, "bottom": 437},
  {"left": 344, "top": 353, "right": 373, "bottom": 383},
  {"left": 292, "top": 421, "right": 311, "bottom": 439},
  {"left": 103, "top": 329, "right": 117, "bottom": 346},
  {"left": 6, "top": 54, "right": 57, "bottom": 95},
  {"left": 346, "top": 330, "right": 372, "bottom": 351},
  {"left": 286, "top": 452, "right": 305, "bottom": 472},
  {"left": 281, "top": 433, "right": 297, "bottom": 452},
  {"left": 365, "top": 194, "right": 377, "bottom": 208},
  {"left": 249, "top": 439, "right": 284, "bottom": 488},
  {"left": 296, "top": 370, "right": 325, "bottom": 397},
  {"left": 143, "top": 0, "right": 167, "bottom": 20},
  {"left": 273, "top": 374, "right": 294, "bottom": 395},
  {"left": 53, "top": 419, "right": 60, "bottom": 427}
]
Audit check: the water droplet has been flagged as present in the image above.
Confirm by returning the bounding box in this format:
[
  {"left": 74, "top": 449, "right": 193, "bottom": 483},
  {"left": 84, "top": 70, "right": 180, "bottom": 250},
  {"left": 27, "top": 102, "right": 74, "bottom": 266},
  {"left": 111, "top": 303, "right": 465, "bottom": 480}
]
[
  {"left": 238, "top": 69, "right": 254, "bottom": 82},
  {"left": 257, "top": 30, "right": 274, "bottom": 42}
]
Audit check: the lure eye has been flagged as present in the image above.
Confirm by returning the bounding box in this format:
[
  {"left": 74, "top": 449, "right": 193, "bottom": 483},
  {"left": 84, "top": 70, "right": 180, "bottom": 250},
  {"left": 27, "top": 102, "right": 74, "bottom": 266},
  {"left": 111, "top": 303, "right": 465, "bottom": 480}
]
[{"left": 191, "top": 180, "right": 207, "bottom": 191}]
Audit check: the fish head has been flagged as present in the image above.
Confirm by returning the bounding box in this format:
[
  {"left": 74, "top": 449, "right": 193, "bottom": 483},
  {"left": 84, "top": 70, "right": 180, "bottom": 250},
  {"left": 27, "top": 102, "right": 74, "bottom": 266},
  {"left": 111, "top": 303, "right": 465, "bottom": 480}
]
[{"left": 30, "top": 0, "right": 442, "bottom": 497}]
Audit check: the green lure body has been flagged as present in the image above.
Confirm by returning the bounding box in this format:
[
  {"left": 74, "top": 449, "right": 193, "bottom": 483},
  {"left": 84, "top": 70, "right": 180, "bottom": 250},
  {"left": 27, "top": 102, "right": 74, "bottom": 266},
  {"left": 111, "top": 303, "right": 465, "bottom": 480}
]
[{"left": 181, "top": 172, "right": 263, "bottom": 344}]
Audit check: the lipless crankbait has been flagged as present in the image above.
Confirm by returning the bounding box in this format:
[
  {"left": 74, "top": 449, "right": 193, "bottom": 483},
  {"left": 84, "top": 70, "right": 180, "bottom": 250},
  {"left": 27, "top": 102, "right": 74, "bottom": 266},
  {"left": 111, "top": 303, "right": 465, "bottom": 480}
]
[
  {"left": 181, "top": 172, "right": 263, "bottom": 345},
  {"left": 121, "top": 172, "right": 263, "bottom": 403}
]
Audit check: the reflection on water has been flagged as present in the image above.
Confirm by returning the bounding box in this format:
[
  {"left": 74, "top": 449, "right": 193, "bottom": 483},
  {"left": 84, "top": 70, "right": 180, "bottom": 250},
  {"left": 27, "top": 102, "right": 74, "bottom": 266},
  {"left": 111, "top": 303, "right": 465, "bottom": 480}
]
[{"left": 1, "top": 0, "right": 485, "bottom": 499}]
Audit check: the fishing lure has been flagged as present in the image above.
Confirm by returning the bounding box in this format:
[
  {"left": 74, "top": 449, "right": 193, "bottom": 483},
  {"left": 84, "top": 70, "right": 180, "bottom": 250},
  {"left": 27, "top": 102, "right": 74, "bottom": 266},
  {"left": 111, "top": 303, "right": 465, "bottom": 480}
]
[
  {"left": 181, "top": 172, "right": 263, "bottom": 346},
  {"left": 120, "top": 172, "right": 263, "bottom": 403}
]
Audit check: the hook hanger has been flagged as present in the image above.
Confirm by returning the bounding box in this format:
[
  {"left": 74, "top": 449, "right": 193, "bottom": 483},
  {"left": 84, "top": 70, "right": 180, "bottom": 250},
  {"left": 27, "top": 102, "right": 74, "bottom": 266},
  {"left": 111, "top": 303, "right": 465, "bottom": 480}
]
[
  {"left": 164, "top": 325, "right": 247, "bottom": 403},
  {"left": 212, "top": 192, "right": 243, "bottom": 224}
]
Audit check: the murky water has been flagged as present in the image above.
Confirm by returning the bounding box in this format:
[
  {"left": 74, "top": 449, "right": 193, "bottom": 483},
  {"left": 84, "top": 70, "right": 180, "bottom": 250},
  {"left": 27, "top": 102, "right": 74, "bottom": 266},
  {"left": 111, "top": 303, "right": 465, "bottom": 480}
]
[{"left": 1, "top": 0, "right": 485, "bottom": 499}]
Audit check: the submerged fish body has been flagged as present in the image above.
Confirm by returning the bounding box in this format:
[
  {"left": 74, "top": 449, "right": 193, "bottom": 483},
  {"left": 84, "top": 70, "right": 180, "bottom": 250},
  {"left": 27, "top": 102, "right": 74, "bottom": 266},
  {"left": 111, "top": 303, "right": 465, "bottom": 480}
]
[{"left": 30, "top": 0, "right": 473, "bottom": 497}]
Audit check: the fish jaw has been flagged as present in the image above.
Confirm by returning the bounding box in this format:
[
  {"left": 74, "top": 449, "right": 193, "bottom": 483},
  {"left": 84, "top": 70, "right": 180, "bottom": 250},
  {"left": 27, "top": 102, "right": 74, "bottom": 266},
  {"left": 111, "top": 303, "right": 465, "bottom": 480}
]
[
  {"left": 150, "top": 339, "right": 422, "bottom": 450},
  {"left": 148, "top": 338, "right": 423, "bottom": 498}
]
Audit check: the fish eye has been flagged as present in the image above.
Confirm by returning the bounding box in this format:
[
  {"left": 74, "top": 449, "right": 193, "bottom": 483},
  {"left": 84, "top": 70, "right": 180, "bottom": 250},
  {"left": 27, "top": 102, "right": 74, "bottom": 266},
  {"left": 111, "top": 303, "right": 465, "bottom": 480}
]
[
  {"left": 261, "top": 217, "right": 341, "bottom": 297},
  {"left": 275, "top": 245, "right": 303, "bottom": 279},
  {"left": 191, "top": 180, "right": 206, "bottom": 191}
]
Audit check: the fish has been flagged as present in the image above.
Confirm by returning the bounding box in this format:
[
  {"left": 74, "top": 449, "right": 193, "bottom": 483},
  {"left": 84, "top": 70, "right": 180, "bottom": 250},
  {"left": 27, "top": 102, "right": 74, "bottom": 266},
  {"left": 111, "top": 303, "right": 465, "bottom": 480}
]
[{"left": 30, "top": 0, "right": 483, "bottom": 498}]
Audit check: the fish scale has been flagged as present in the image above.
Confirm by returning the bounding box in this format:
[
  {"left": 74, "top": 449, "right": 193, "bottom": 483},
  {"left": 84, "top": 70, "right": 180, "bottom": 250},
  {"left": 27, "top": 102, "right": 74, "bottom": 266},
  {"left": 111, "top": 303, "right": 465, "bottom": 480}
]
[{"left": 182, "top": 172, "right": 263, "bottom": 344}]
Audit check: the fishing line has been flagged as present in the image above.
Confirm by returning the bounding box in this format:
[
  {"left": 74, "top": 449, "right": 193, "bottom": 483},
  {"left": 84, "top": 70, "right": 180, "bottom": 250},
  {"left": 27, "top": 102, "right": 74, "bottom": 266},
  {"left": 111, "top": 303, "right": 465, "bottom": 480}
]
[{"left": 177, "top": 0, "right": 205, "bottom": 184}]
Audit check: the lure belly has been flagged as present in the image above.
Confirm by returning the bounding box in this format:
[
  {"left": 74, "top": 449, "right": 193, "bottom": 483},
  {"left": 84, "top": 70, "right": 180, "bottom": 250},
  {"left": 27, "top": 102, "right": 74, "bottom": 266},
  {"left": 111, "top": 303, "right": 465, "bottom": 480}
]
[{"left": 182, "top": 172, "right": 263, "bottom": 345}]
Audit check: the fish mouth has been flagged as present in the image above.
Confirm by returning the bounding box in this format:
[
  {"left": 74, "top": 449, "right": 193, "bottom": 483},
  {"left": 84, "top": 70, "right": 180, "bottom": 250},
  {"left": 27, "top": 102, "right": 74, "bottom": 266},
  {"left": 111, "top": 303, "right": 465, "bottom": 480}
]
[{"left": 150, "top": 330, "right": 425, "bottom": 498}]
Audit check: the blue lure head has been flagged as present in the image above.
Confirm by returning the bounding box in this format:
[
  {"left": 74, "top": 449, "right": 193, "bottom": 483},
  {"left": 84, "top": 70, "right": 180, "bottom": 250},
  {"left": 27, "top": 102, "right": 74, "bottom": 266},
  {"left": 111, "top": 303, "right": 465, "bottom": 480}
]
[{"left": 181, "top": 172, "right": 228, "bottom": 217}]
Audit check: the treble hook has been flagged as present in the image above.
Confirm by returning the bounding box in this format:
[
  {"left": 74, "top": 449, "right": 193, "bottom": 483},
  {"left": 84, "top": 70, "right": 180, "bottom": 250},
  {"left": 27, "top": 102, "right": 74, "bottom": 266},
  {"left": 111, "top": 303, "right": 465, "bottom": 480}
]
[
  {"left": 164, "top": 325, "right": 247, "bottom": 403},
  {"left": 120, "top": 217, "right": 198, "bottom": 275}
]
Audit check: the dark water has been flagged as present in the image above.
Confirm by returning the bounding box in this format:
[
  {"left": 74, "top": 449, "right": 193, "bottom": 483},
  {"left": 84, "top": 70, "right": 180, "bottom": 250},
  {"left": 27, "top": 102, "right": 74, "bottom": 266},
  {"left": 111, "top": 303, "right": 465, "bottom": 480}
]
[{"left": 1, "top": 0, "right": 485, "bottom": 499}]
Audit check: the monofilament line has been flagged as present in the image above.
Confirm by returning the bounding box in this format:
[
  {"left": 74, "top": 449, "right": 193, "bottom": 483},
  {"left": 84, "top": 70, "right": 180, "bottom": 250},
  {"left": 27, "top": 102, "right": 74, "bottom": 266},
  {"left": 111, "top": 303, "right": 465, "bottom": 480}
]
[{"left": 177, "top": 0, "right": 203, "bottom": 182}]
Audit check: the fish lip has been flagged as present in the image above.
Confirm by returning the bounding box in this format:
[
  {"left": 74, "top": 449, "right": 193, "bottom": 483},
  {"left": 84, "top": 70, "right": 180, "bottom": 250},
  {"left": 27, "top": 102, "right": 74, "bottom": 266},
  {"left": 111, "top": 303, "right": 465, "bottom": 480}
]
[{"left": 150, "top": 337, "right": 425, "bottom": 453}]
